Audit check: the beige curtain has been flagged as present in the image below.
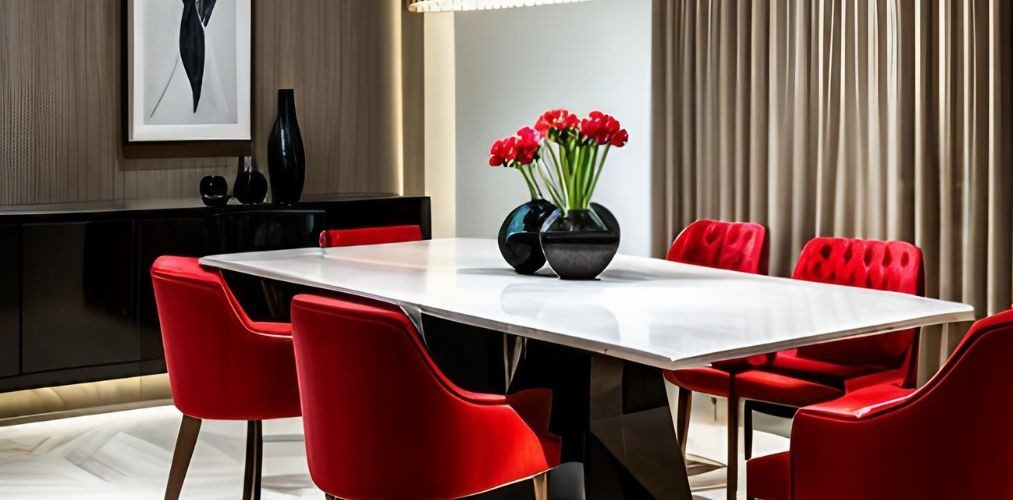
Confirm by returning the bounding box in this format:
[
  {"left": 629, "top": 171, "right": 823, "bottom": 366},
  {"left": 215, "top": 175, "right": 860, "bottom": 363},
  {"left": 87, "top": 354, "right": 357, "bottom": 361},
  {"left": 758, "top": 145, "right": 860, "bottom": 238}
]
[{"left": 652, "top": 0, "right": 1012, "bottom": 330}]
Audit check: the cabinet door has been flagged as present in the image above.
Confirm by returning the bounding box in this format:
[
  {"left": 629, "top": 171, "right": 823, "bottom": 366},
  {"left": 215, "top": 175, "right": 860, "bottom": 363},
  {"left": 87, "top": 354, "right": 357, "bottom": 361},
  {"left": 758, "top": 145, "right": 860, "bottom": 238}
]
[
  {"left": 0, "top": 225, "right": 19, "bottom": 378},
  {"left": 21, "top": 221, "right": 138, "bottom": 373},
  {"left": 136, "top": 217, "right": 210, "bottom": 364}
]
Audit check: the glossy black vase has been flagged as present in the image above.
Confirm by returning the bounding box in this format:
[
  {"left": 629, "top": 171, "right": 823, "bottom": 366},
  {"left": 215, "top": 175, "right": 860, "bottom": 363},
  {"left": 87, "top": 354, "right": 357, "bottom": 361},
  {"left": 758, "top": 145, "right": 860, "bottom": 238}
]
[
  {"left": 267, "top": 89, "right": 305, "bottom": 205},
  {"left": 233, "top": 156, "right": 268, "bottom": 205},
  {"left": 199, "top": 175, "right": 230, "bottom": 207},
  {"left": 498, "top": 199, "right": 556, "bottom": 274},
  {"left": 539, "top": 206, "right": 620, "bottom": 280}
]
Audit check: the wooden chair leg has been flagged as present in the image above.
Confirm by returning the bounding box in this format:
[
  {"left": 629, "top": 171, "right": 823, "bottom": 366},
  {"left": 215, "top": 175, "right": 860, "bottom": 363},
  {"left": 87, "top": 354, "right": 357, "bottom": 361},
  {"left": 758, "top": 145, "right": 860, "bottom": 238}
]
[
  {"left": 165, "top": 415, "right": 202, "bottom": 500},
  {"left": 726, "top": 389, "right": 739, "bottom": 500},
  {"left": 533, "top": 472, "right": 549, "bottom": 500},
  {"left": 744, "top": 401, "right": 754, "bottom": 461},
  {"left": 676, "top": 387, "right": 693, "bottom": 455},
  {"left": 243, "top": 420, "right": 263, "bottom": 500}
]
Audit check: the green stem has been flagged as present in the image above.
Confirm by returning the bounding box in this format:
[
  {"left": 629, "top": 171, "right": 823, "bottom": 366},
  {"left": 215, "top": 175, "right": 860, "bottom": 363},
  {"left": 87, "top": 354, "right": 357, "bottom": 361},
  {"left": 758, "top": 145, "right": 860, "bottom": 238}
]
[
  {"left": 518, "top": 165, "right": 539, "bottom": 200},
  {"left": 549, "top": 142, "right": 569, "bottom": 207},
  {"left": 535, "top": 160, "right": 564, "bottom": 208},
  {"left": 543, "top": 145, "right": 562, "bottom": 188},
  {"left": 574, "top": 145, "right": 588, "bottom": 209},
  {"left": 584, "top": 144, "right": 600, "bottom": 205},
  {"left": 587, "top": 145, "right": 611, "bottom": 203},
  {"left": 565, "top": 139, "right": 579, "bottom": 211}
]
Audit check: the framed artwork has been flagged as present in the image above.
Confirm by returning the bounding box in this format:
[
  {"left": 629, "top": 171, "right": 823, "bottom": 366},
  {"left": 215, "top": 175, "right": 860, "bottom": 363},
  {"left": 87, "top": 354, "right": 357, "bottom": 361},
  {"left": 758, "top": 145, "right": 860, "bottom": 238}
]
[{"left": 127, "top": 0, "right": 252, "bottom": 142}]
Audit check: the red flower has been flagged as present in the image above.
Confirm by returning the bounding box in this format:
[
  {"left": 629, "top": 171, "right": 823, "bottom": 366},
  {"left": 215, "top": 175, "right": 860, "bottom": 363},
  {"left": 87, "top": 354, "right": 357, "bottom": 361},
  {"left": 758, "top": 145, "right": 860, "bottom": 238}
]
[
  {"left": 514, "top": 127, "right": 541, "bottom": 165},
  {"left": 580, "top": 111, "right": 628, "bottom": 148},
  {"left": 535, "top": 109, "right": 579, "bottom": 136},
  {"left": 609, "top": 129, "right": 629, "bottom": 147},
  {"left": 488, "top": 136, "right": 517, "bottom": 167}
]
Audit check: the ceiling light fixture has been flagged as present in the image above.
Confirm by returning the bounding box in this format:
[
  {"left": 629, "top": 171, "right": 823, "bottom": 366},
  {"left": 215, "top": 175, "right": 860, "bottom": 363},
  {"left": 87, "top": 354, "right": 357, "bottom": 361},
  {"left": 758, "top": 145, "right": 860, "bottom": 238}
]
[{"left": 407, "top": 0, "right": 592, "bottom": 13}]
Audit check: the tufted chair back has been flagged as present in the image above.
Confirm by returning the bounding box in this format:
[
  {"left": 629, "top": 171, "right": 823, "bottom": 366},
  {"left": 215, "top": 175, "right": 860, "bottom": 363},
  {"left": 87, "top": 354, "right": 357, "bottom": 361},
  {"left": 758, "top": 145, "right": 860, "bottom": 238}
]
[
  {"left": 667, "top": 219, "right": 769, "bottom": 275},
  {"left": 793, "top": 237, "right": 924, "bottom": 374}
]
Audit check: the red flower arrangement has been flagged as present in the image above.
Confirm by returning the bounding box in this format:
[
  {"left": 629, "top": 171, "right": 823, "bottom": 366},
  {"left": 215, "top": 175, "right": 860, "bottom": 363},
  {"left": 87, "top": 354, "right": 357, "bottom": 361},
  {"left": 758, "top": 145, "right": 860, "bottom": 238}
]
[
  {"left": 489, "top": 127, "right": 544, "bottom": 200},
  {"left": 490, "top": 109, "right": 629, "bottom": 212}
]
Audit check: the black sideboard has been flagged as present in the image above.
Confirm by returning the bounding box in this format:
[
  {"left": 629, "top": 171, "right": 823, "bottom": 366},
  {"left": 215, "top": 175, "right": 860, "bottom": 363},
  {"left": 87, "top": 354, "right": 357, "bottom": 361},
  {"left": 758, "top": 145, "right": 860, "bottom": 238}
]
[{"left": 0, "top": 194, "right": 430, "bottom": 393}]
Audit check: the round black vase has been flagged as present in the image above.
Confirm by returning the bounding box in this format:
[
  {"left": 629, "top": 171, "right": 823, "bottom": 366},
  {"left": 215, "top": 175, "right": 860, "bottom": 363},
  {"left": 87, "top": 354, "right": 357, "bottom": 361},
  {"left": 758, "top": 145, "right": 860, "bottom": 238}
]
[
  {"left": 233, "top": 156, "right": 268, "bottom": 205},
  {"left": 199, "top": 175, "right": 230, "bottom": 207},
  {"left": 267, "top": 89, "right": 305, "bottom": 205},
  {"left": 498, "top": 199, "right": 556, "bottom": 274},
  {"left": 539, "top": 206, "right": 620, "bottom": 280}
]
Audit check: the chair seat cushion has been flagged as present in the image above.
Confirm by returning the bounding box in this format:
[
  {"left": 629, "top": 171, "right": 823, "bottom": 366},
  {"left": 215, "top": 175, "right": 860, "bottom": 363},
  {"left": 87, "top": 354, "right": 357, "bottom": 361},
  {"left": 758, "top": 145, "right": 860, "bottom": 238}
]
[
  {"left": 735, "top": 370, "right": 843, "bottom": 407},
  {"left": 766, "top": 349, "right": 889, "bottom": 387},
  {"left": 664, "top": 355, "right": 770, "bottom": 397},
  {"left": 664, "top": 366, "right": 733, "bottom": 397},
  {"left": 747, "top": 451, "right": 790, "bottom": 500}
]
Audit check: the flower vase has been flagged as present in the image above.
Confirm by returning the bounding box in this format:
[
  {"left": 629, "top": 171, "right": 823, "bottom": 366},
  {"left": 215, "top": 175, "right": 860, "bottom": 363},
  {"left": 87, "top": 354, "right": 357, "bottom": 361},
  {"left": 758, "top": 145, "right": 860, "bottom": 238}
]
[
  {"left": 498, "top": 199, "right": 556, "bottom": 274},
  {"left": 539, "top": 205, "right": 620, "bottom": 280}
]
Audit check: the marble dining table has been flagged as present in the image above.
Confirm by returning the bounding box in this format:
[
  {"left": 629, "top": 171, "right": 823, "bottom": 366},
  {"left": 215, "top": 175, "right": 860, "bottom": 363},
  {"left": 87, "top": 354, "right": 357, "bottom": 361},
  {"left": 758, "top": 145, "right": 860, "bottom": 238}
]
[{"left": 201, "top": 238, "right": 975, "bottom": 499}]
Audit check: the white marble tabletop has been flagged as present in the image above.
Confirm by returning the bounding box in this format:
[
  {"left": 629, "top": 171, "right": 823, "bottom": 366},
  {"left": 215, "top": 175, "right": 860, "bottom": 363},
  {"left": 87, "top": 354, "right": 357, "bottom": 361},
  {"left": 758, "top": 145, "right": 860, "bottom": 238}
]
[{"left": 200, "top": 238, "right": 975, "bottom": 370}]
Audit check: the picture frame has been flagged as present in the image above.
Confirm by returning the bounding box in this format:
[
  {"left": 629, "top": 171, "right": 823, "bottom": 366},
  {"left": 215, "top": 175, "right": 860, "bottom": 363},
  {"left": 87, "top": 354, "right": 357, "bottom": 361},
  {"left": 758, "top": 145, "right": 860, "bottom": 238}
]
[{"left": 127, "top": 0, "right": 252, "bottom": 142}]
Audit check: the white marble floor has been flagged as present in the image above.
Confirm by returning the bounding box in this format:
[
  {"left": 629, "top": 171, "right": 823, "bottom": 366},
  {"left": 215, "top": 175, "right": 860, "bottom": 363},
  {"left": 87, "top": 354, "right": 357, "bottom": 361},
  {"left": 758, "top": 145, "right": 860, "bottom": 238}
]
[
  {"left": 0, "top": 399, "right": 789, "bottom": 499},
  {"left": 0, "top": 405, "right": 319, "bottom": 499}
]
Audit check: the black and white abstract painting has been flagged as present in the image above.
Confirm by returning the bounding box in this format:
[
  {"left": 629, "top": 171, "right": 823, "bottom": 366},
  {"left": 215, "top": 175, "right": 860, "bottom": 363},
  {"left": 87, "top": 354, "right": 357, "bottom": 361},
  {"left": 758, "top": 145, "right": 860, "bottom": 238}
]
[{"left": 128, "top": 0, "right": 252, "bottom": 142}]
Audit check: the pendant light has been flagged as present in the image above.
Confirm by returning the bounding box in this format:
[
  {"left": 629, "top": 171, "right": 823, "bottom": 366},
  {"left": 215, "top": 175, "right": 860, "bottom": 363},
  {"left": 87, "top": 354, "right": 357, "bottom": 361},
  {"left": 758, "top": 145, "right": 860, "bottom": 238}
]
[{"left": 407, "top": 0, "right": 592, "bottom": 13}]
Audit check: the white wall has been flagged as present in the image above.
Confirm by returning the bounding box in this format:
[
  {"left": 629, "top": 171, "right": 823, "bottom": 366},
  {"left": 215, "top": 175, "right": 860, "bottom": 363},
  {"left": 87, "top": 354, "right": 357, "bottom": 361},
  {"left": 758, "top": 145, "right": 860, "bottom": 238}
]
[{"left": 453, "top": 0, "right": 653, "bottom": 256}]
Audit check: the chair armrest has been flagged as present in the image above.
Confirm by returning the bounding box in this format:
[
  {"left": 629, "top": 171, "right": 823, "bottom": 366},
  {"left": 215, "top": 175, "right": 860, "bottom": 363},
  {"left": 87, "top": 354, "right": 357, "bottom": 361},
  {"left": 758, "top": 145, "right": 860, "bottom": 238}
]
[
  {"left": 799, "top": 383, "right": 915, "bottom": 420},
  {"left": 451, "top": 386, "right": 509, "bottom": 405},
  {"left": 248, "top": 321, "right": 293, "bottom": 337}
]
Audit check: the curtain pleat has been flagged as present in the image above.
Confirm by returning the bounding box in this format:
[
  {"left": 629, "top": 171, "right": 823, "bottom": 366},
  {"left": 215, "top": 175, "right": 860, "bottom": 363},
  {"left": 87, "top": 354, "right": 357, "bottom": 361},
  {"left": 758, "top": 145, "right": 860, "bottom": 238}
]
[{"left": 652, "top": 0, "right": 1012, "bottom": 322}]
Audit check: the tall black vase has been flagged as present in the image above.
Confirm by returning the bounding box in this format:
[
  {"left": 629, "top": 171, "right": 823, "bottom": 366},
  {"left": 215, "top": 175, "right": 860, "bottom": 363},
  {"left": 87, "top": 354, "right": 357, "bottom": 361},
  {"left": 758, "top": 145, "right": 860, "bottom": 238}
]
[{"left": 267, "top": 89, "right": 305, "bottom": 205}]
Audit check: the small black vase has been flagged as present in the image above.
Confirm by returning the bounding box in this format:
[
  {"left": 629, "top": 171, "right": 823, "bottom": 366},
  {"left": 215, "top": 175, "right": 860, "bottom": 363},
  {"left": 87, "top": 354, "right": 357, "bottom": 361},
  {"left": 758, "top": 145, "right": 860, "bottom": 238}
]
[
  {"left": 199, "top": 175, "right": 230, "bottom": 207},
  {"left": 498, "top": 199, "right": 556, "bottom": 274},
  {"left": 267, "top": 89, "right": 305, "bottom": 205},
  {"left": 539, "top": 206, "right": 620, "bottom": 280},
  {"left": 233, "top": 156, "right": 268, "bottom": 205}
]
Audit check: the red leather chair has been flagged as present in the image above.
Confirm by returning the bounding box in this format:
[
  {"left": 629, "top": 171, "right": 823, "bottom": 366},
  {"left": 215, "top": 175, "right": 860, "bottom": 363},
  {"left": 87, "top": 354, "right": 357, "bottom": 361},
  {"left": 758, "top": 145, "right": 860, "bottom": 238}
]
[
  {"left": 735, "top": 238, "right": 924, "bottom": 447},
  {"left": 665, "top": 236, "right": 923, "bottom": 499},
  {"left": 290, "top": 294, "right": 561, "bottom": 500},
  {"left": 747, "top": 308, "right": 1013, "bottom": 500},
  {"left": 151, "top": 256, "right": 301, "bottom": 500},
  {"left": 661, "top": 220, "right": 770, "bottom": 469},
  {"left": 318, "top": 224, "right": 422, "bottom": 248}
]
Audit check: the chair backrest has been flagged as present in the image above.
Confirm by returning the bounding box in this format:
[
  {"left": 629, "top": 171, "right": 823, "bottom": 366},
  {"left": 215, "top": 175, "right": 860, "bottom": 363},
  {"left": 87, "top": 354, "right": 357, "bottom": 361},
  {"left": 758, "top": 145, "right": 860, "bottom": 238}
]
[
  {"left": 666, "top": 219, "right": 769, "bottom": 275},
  {"left": 318, "top": 224, "right": 422, "bottom": 248},
  {"left": 792, "top": 238, "right": 924, "bottom": 371},
  {"left": 290, "top": 294, "right": 552, "bottom": 499},
  {"left": 150, "top": 256, "right": 299, "bottom": 420},
  {"left": 792, "top": 309, "right": 1013, "bottom": 499}
]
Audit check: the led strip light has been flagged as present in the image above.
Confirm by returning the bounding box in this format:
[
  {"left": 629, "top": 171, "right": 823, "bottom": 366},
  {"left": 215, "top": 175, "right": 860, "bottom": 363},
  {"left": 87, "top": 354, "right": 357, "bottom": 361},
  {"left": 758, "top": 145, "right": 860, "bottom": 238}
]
[{"left": 407, "top": 0, "right": 593, "bottom": 13}]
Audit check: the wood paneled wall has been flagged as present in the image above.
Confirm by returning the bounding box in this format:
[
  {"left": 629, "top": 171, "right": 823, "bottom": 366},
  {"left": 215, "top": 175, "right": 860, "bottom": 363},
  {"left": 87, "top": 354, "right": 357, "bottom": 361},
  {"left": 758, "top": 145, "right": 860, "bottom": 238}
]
[{"left": 0, "top": 0, "right": 402, "bottom": 206}]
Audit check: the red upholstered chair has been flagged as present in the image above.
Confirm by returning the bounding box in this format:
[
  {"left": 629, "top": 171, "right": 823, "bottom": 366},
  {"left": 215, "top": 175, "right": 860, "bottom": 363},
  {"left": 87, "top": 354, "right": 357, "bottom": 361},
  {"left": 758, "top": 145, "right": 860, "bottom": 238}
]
[
  {"left": 151, "top": 256, "right": 301, "bottom": 500},
  {"left": 318, "top": 224, "right": 422, "bottom": 248},
  {"left": 747, "top": 308, "right": 1013, "bottom": 500},
  {"left": 736, "top": 238, "right": 924, "bottom": 452},
  {"left": 664, "top": 236, "right": 923, "bottom": 499},
  {"left": 661, "top": 220, "right": 770, "bottom": 470},
  {"left": 290, "top": 294, "right": 561, "bottom": 500}
]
